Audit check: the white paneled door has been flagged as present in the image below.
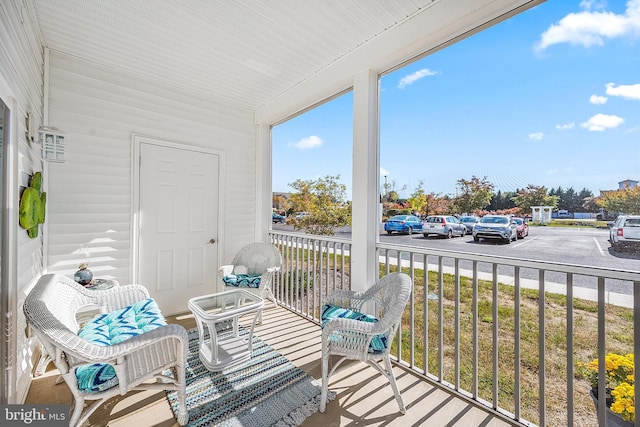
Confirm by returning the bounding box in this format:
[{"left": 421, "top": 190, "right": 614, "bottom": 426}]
[{"left": 138, "top": 141, "right": 219, "bottom": 315}]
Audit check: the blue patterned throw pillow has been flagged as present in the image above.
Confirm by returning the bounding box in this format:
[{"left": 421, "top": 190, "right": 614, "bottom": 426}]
[
  {"left": 75, "top": 298, "right": 166, "bottom": 393},
  {"left": 222, "top": 273, "right": 262, "bottom": 288},
  {"left": 320, "top": 304, "right": 388, "bottom": 353}
]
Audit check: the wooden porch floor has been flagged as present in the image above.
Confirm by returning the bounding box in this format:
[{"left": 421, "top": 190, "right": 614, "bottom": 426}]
[{"left": 25, "top": 302, "right": 513, "bottom": 427}]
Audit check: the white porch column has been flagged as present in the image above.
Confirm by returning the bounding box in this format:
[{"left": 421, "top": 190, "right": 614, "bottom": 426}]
[
  {"left": 256, "top": 123, "right": 271, "bottom": 242},
  {"left": 350, "top": 69, "right": 379, "bottom": 292}
]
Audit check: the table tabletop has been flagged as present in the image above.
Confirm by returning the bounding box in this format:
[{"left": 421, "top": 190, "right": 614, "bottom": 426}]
[{"left": 188, "top": 289, "right": 263, "bottom": 320}]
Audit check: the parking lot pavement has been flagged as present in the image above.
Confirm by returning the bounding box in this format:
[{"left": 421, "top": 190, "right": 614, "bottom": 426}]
[
  {"left": 379, "top": 225, "right": 639, "bottom": 270},
  {"left": 273, "top": 223, "right": 639, "bottom": 298},
  {"left": 275, "top": 223, "right": 638, "bottom": 269}
]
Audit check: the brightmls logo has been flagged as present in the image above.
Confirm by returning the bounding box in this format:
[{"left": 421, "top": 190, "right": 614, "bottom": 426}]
[{"left": 1, "top": 405, "right": 67, "bottom": 426}]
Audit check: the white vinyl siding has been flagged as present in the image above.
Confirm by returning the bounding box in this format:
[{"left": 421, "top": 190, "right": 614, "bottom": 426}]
[
  {"left": 0, "top": 0, "right": 45, "bottom": 404},
  {"left": 45, "top": 51, "right": 258, "bottom": 285}
]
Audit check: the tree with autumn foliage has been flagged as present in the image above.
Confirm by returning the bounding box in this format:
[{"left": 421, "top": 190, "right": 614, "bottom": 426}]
[
  {"left": 454, "top": 176, "right": 494, "bottom": 214},
  {"left": 424, "top": 193, "right": 455, "bottom": 216},
  {"left": 596, "top": 185, "right": 640, "bottom": 215},
  {"left": 272, "top": 193, "right": 290, "bottom": 214},
  {"left": 288, "top": 175, "right": 351, "bottom": 235}
]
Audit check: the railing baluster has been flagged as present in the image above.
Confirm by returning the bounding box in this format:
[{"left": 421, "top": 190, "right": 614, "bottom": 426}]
[
  {"left": 597, "top": 276, "right": 606, "bottom": 427},
  {"left": 316, "top": 240, "right": 321, "bottom": 322},
  {"left": 454, "top": 257, "right": 460, "bottom": 390},
  {"left": 409, "top": 254, "right": 415, "bottom": 369},
  {"left": 539, "top": 269, "right": 546, "bottom": 427},
  {"left": 492, "top": 263, "right": 499, "bottom": 410},
  {"left": 424, "top": 253, "right": 429, "bottom": 377},
  {"left": 332, "top": 241, "right": 337, "bottom": 294},
  {"left": 438, "top": 255, "right": 444, "bottom": 382},
  {"left": 306, "top": 239, "right": 311, "bottom": 317},
  {"left": 634, "top": 280, "right": 640, "bottom": 427},
  {"left": 566, "top": 273, "right": 574, "bottom": 427},
  {"left": 514, "top": 266, "right": 521, "bottom": 421},
  {"left": 472, "top": 260, "right": 478, "bottom": 398}
]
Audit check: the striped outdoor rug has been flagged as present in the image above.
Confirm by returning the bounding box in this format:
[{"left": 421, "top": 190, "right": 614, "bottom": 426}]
[{"left": 166, "top": 327, "right": 334, "bottom": 427}]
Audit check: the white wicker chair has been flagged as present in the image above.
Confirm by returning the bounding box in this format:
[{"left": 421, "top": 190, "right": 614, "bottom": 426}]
[
  {"left": 23, "top": 273, "right": 189, "bottom": 427},
  {"left": 218, "top": 242, "right": 282, "bottom": 320},
  {"left": 320, "top": 272, "right": 413, "bottom": 414}
]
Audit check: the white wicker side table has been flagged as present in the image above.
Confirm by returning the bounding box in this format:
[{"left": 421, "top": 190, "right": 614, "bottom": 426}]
[{"left": 188, "top": 289, "right": 263, "bottom": 372}]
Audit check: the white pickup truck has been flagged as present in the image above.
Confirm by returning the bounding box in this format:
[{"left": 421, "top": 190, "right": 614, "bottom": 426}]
[{"left": 609, "top": 215, "right": 640, "bottom": 251}]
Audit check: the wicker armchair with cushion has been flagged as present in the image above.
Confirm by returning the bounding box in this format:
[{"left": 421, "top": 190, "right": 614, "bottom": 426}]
[
  {"left": 218, "top": 242, "right": 282, "bottom": 321},
  {"left": 23, "top": 273, "right": 188, "bottom": 427},
  {"left": 319, "top": 272, "right": 413, "bottom": 414}
]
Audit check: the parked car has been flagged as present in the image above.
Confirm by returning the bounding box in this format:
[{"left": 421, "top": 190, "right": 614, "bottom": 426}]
[
  {"left": 472, "top": 215, "right": 517, "bottom": 244},
  {"left": 459, "top": 215, "right": 480, "bottom": 233},
  {"left": 293, "top": 212, "right": 311, "bottom": 220},
  {"left": 609, "top": 215, "right": 640, "bottom": 251},
  {"left": 512, "top": 217, "right": 529, "bottom": 239},
  {"left": 272, "top": 212, "right": 286, "bottom": 223},
  {"left": 422, "top": 215, "right": 467, "bottom": 238},
  {"left": 384, "top": 215, "right": 423, "bottom": 235}
]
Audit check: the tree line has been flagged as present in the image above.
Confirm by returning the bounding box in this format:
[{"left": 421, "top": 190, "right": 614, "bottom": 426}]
[{"left": 273, "top": 175, "right": 639, "bottom": 235}]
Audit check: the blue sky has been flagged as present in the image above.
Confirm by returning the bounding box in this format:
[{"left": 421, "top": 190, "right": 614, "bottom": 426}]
[{"left": 272, "top": 0, "right": 640, "bottom": 199}]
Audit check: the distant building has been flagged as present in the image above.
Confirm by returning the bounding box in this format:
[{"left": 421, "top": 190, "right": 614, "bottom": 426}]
[
  {"left": 618, "top": 179, "right": 638, "bottom": 190},
  {"left": 599, "top": 179, "right": 638, "bottom": 196}
]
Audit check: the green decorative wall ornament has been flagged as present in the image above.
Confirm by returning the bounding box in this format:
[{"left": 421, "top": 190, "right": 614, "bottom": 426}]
[{"left": 19, "top": 171, "right": 47, "bottom": 238}]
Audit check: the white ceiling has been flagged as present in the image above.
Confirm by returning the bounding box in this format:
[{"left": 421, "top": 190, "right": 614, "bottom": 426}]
[{"left": 29, "top": 1, "right": 540, "bottom": 115}]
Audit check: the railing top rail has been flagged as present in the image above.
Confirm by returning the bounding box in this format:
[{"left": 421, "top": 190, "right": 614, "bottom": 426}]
[
  {"left": 378, "top": 241, "right": 640, "bottom": 282},
  {"left": 269, "top": 230, "right": 352, "bottom": 245}
]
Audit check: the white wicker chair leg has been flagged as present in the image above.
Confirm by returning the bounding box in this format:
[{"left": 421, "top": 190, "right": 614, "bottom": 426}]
[
  {"left": 320, "top": 349, "right": 329, "bottom": 412},
  {"left": 384, "top": 354, "right": 406, "bottom": 414},
  {"left": 176, "top": 367, "right": 189, "bottom": 425},
  {"left": 176, "top": 396, "right": 188, "bottom": 425},
  {"left": 69, "top": 396, "right": 85, "bottom": 427}
]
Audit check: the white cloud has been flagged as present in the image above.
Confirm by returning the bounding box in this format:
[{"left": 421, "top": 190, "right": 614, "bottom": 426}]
[
  {"left": 289, "top": 135, "right": 323, "bottom": 150},
  {"left": 556, "top": 122, "right": 575, "bottom": 130},
  {"left": 579, "top": 0, "right": 608, "bottom": 11},
  {"left": 580, "top": 113, "right": 624, "bottom": 131},
  {"left": 380, "top": 167, "right": 389, "bottom": 177},
  {"left": 397, "top": 68, "right": 438, "bottom": 89},
  {"left": 535, "top": 0, "right": 640, "bottom": 51},
  {"left": 529, "top": 132, "right": 544, "bottom": 140},
  {"left": 605, "top": 82, "right": 640, "bottom": 100},
  {"left": 589, "top": 94, "right": 608, "bottom": 104}
]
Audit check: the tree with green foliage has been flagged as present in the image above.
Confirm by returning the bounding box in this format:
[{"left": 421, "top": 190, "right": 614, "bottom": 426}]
[
  {"left": 595, "top": 185, "right": 640, "bottom": 215},
  {"left": 511, "top": 184, "right": 559, "bottom": 214},
  {"left": 288, "top": 175, "right": 351, "bottom": 235},
  {"left": 550, "top": 186, "right": 594, "bottom": 212},
  {"left": 407, "top": 181, "right": 427, "bottom": 214},
  {"left": 488, "top": 190, "right": 516, "bottom": 211},
  {"left": 454, "top": 176, "right": 494, "bottom": 214}
]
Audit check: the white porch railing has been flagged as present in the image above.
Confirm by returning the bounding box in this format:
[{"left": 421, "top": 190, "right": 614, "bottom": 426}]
[
  {"left": 268, "top": 231, "right": 640, "bottom": 427},
  {"left": 268, "top": 231, "right": 352, "bottom": 321}
]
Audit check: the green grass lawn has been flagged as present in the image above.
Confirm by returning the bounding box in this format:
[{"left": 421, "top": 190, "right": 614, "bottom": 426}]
[
  {"left": 276, "top": 246, "right": 630, "bottom": 425},
  {"left": 529, "top": 219, "right": 610, "bottom": 228},
  {"left": 387, "top": 265, "right": 631, "bottom": 426}
]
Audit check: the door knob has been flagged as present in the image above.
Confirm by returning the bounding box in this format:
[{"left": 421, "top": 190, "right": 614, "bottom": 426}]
[{"left": 207, "top": 238, "right": 216, "bottom": 244}]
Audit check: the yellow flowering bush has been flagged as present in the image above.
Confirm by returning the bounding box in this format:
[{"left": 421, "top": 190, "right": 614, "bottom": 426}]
[{"left": 580, "top": 353, "right": 634, "bottom": 422}]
